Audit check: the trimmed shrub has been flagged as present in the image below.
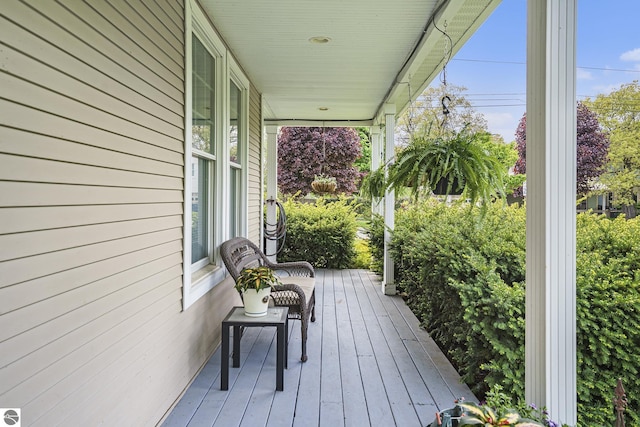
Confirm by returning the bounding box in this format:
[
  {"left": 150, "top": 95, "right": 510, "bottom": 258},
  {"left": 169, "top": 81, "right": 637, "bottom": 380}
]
[
  {"left": 390, "top": 201, "right": 526, "bottom": 396},
  {"left": 279, "top": 198, "right": 358, "bottom": 269},
  {"left": 575, "top": 214, "right": 640, "bottom": 425},
  {"left": 377, "top": 201, "right": 639, "bottom": 426}
]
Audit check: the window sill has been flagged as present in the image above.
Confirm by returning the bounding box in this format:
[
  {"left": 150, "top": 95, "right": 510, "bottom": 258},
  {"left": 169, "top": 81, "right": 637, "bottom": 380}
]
[
  {"left": 192, "top": 263, "right": 222, "bottom": 284},
  {"left": 183, "top": 263, "right": 226, "bottom": 310}
]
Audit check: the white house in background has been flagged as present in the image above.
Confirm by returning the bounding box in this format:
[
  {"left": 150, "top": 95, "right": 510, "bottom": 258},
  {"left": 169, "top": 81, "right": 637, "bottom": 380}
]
[{"left": 0, "top": 1, "right": 579, "bottom": 425}]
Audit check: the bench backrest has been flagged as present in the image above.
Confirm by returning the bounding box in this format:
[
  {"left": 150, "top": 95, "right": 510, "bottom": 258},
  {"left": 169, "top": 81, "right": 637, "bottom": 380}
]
[{"left": 220, "top": 237, "right": 268, "bottom": 281}]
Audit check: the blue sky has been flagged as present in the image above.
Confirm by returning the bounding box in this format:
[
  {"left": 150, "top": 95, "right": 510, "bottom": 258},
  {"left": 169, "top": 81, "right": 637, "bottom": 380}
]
[{"left": 435, "top": 0, "right": 640, "bottom": 142}]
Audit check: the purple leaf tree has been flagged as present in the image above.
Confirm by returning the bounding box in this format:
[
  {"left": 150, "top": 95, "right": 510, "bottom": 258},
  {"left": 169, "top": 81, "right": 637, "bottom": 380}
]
[
  {"left": 277, "top": 127, "right": 363, "bottom": 196},
  {"left": 513, "top": 102, "right": 609, "bottom": 197}
]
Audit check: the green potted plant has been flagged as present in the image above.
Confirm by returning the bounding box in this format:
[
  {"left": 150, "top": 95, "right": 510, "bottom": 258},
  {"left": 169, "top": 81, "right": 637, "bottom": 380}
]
[
  {"left": 311, "top": 174, "right": 337, "bottom": 194},
  {"left": 234, "top": 266, "right": 281, "bottom": 317},
  {"left": 457, "top": 402, "right": 543, "bottom": 426},
  {"left": 429, "top": 401, "right": 544, "bottom": 427},
  {"left": 430, "top": 387, "right": 568, "bottom": 427},
  {"left": 359, "top": 165, "right": 387, "bottom": 199}
]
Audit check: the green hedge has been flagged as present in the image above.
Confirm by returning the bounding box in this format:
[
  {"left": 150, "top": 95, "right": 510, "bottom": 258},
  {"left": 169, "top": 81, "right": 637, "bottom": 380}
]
[
  {"left": 371, "top": 200, "right": 639, "bottom": 426},
  {"left": 279, "top": 198, "right": 358, "bottom": 269},
  {"left": 575, "top": 213, "right": 640, "bottom": 424}
]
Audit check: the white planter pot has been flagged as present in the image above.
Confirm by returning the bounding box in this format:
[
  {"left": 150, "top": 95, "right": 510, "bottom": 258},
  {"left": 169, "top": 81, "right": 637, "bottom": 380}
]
[{"left": 242, "top": 288, "right": 271, "bottom": 317}]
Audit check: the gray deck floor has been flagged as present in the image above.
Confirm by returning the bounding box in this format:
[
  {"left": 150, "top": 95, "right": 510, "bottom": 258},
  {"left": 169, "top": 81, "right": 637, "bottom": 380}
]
[{"left": 162, "top": 269, "right": 475, "bottom": 427}]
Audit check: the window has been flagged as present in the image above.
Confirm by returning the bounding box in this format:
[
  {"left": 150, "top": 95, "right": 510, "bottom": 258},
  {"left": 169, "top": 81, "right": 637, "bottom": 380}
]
[
  {"left": 183, "top": 1, "right": 251, "bottom": 310},
  {"left": 191, "top": 35, "right": 216, "bottom": 268}
]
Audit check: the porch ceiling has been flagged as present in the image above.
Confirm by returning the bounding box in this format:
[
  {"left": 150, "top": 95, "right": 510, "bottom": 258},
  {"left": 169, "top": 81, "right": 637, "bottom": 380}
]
[{"left": 198, "top": 0, "right": 501, "bottom": 124}]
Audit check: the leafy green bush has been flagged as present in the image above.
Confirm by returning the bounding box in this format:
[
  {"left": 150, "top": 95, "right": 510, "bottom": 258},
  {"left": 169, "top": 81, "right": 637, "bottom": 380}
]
[
  {"left": 575, "top": 214, "right": 640, "bottom": 425},
  {"left": 379, "top": 201, "right": 639, "bottom": 425},
  {"left": 367, "top": 214, "right": 385, "bottom": 275},
  {"left": 280, "top": 197, "right": 358, "bottom": 268}
]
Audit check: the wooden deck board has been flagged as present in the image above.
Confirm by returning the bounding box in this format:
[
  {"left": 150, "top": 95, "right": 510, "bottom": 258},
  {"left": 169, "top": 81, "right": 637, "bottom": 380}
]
[
  {"left": 335, "top": 271, "right": 369, "bottom": 426},
  {"left": 162, "top": 269, "right": 475, "bottom": 427}
]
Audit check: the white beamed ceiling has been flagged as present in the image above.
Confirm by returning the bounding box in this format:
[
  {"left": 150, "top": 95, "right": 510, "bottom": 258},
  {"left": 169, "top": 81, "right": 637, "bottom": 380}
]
[{"left": 198, "top": 0, "right": 500, "bottom": 124}]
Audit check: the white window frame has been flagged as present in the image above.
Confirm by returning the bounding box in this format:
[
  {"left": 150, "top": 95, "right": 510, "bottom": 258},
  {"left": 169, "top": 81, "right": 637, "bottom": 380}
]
[
  {"left": 227, "top": 58, "right": 250, "bottom": 239},
  {"left": 183, "top": 0, "right": 250, "bottom": 309}
]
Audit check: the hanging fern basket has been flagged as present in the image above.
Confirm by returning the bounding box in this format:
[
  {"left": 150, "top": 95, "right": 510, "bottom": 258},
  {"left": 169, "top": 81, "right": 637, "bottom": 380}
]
[{"left": 433, "top": 176, "right": 464, "bottom": 196}]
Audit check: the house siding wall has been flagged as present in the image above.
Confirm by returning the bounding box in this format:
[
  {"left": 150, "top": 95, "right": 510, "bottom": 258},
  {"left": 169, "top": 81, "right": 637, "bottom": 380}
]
[{"left": 0, "top": 1, "right": 253, "bottom": 425}]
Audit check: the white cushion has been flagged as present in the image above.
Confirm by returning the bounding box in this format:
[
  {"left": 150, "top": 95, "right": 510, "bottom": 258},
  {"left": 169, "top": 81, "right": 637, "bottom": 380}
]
[{"left": 278, "top": 276, "right": 315, "bottom": 304}]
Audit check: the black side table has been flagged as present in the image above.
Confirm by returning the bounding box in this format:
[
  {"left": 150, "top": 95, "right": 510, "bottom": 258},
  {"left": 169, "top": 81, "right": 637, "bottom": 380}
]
[{"left": 220, "top": 306, "right": 289, "bottom": 391}]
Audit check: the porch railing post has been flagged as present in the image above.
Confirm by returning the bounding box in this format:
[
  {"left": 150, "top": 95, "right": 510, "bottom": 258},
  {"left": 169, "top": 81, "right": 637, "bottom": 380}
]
[
  {"left": 383, "top": 104, "right": 396, "bottom": 295},
  {"left": 525, "top": 0, "right": 577, "bottom": 424},
  {"left": 370, "top": 126, "right": 383, "bottom": 216},
  {"left": 265, "top": 125, "right": 279, "bottom": 262}
]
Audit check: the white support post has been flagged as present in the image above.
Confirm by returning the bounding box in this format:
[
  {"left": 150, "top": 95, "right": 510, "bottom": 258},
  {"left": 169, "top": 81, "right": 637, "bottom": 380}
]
[
  {"left": 383, "top": 104, "right": 396, "bottom": 295},
  {"left": 265, "top": 125, "right": 279, "bottom": 262},
  {"left": 525, "top": 1, "right": 577, "bottom": 425},
  {"left": 370, "top": 126, "right": 383, "bottom": 216}
]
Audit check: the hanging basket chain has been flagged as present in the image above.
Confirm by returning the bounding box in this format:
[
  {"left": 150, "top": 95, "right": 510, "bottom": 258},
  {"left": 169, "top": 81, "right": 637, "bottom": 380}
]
[{"left": 435, "top": 20, "right": 453, "bottom": 131}]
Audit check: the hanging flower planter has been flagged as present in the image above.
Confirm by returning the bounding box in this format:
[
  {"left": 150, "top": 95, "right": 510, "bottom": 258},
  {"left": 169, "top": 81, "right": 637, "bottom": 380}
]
[
  {"left": 382, "top": 127, "right": 506, "bottom": 204},
  {"left": 311, "top": 174, "right": 337, "bottom": 194}
]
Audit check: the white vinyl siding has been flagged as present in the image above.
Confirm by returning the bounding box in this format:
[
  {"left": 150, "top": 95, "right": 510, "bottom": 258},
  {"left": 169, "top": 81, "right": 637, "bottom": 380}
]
[{"left": 0, "top": 1, "right": 256, "bottom": 425}]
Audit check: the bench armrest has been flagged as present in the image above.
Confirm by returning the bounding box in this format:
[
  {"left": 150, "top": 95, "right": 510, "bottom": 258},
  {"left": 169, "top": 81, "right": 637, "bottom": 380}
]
[{"left": 266, "top": 260, "right": 315, "bottom": 277}]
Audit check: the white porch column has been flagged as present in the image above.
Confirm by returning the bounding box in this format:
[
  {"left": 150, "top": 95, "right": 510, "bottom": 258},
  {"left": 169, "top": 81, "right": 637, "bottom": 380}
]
[
  {"left": 525, "top": 1, "right": 577, "bottom": 425},
  {"left": 382, "top": 104, "right": 396, "bottom": 295},
  {"left": 370, "top": 125, "right": 383, "bottom": 216},
  {"left": 265, "top": 125, "right": 279, "bottom": 262}
]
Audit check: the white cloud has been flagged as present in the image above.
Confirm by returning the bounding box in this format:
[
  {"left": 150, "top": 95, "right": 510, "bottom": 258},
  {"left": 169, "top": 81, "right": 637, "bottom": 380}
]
[
  {"left": 484, "top": 112, "right": 520, "bottom": 142},
  {"left": 485, "top": 112, "right": 515, "bottom": 128},
  {"left": 592, "top": 82, "right": 625, "bottom": 94},
  {"left": 577, "top": 68, "right": 594, "bottom": 80},
  {"left": 620, "top": 48, "right": 640, "bottom": 62}
]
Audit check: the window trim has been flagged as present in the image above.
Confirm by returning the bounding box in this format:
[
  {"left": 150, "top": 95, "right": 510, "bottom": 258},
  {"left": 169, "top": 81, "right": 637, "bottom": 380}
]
[{"left": 228, "top": 57, "right": 250, "bottom": 238}]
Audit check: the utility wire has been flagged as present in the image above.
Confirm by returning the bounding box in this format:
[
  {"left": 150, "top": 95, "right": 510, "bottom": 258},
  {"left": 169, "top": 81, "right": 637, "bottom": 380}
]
[{"left": 452, "top": 58, "right": 640, "bottom": 73}]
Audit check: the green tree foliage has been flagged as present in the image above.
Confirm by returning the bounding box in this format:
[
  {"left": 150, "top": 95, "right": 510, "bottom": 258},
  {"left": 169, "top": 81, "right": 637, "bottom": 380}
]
[
  {"left": 476, "top": 133, "right": 525, "bottom": 195},
  {"left": 370, "top": 202, "right": 640, "bottom": 425},
  {"left": 353, "top": 127, "right": 372, "bottom": 175},
  {"left": 584, "top": 81, "right": 640, "bottom": 218}
]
